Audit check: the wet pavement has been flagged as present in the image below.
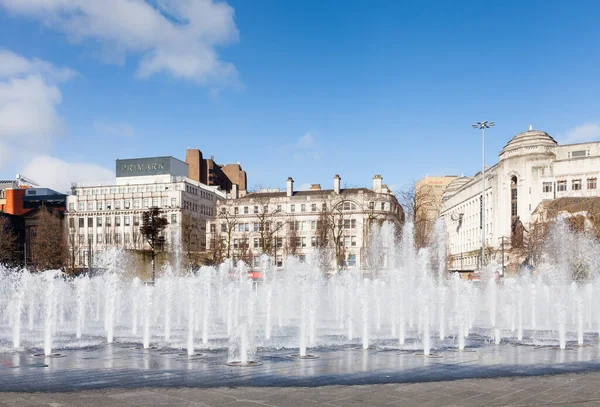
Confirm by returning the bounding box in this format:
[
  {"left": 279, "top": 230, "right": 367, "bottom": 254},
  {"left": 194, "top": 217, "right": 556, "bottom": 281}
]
[{"left": 2, "top": 339, "right": 600, "bottom": 393}]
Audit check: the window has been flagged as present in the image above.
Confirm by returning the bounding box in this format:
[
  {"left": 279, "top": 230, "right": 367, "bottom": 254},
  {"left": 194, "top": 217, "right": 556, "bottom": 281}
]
[
  {"left": 572, "top": 179, "right": 582, "bottom": 191},
  {"left": 69, "top": 203, "right": 74, "bottom": 211},
  {"left": 105, "top": 234, "right": 112, "bottom": 244},
  {"left": 78, "top": 202, "right": 84, "bottom": 211},
  {"left": 543, "top": 182, "right": 552, "bottom": 193},
  {"left": 368, "top": 202, "right": 374, "bottom": 210},
  {"left": 254, "top": 206, "right": 258, "bottom": 214},
  {"left": 97, "top": 217, "right": 102, "bottom": 227},
  {"left": 263, "top": 206, "right": 268, "bottom": 213},
  {"left": 78, "top": 218, "right": 84, "bottom": 228},
  {"left": 124, "top": 233, "right": 130, "bottom": 244},
  {"left": 79, "top": 234, "right": 84, "bottom": 244},
  {"left": 69, "top": 218, "right": 75, "bottom": 228},
  {"left": 351, "top": 236, "right": 356, "bottom": 247},
  {"left": 221, "top": 224, "right": 226, "bottom": 232},
  {"left": 171, "top": 214, "right": 177, "bottom": 224},
  {"left": 571, "top": 150, "right": 587, "bottom": 158},
  {"left": 254, "top": 238, "right": 259, "bottom": 248},
  {"left": 557, "top": 180, "right": 567, "bottom": 192},
  {"left": 277, "top": 205, "right": 282, "bottom": 212},
  {"left": 301, "top": 204, "right": 306, "bottom": 212},
  {"left": 115, "top": 216, "right": 121, "bottom": 227},
  {"left": 233, "top": 239, "right": 239, "bottom": 249},
  {"left": 87, "top": 217, "right": 93, "bottom": 227},
  {"left": 311, "top": 236, "right": 317, "bottom": 247},
  {"left": 143, "top": 199, "right": 149, "bottom": 208},
  {"left": 311, "top": 203, "right": 317, "bottom": 212},
  {"left": 125, "top": 200, "right": 131, "bottom": 209},
  {"left": 152, "top": 198, "right": 159, "bottom": 207},
  {"left": 588, "top": 178, "right": 597, "bottom": 190},
  {"left": 171, "top": 198, "right": 176, "bottom": 207},
  {"left": 381, "top": 202, "right": 385, "bottom": 211},
  {"left": 290, "top": 204, "right": 295, "bottom": 213},
  {"left": 343, "top": 202, "right": 356, "bottom": 211},
  {"left": 115, "top": 234, "right": 121, "bottom": 244},
  {"left": 106, "top": 217, "right": 111, "bottom": 227},
  {"left": 322, "top": 203, "right": 327, "bottom": 211},
  {"left": 244, "top": 206, "right": 249, "bottom": 214},
  {"left": 97, "top": 201, "right": 103, "bottom": 210},
  {"left": 301, "top": 237, "right": 307, "bottom": 247},
  {"left": 87, "top": 202, "right": 94, "bottom": 211},
  {"left": 234, "top": 207, "right": 239, "bottom": 215},
  {"left": 277, "top": 237, "right": 283, "bottom": 248},
  {"left": 254, "top": 223, "right": 259, "bottom": 232},
  {"left": 311, "top": 221, "right": 316, "bottom": 230},
  {"left": 348, "top": 254, "right": 356, "bottom": 267},
  {"left": 97, "top": 233, "right": 102, "bottom": 244},
  {"left": 133, "top": 216, "right": 139, "bottom": 226},
  {"left": 511, "top": 202, "right": 517, "bottom": 217},
  {"left": 115, "top": 200, "right": 121, "bottom": 210},
  {"left": 124, "top": 216, "right": 130, "bottom": 226},
  {"left": 133, "top": 199, "right": 140, "bottom": 209}
]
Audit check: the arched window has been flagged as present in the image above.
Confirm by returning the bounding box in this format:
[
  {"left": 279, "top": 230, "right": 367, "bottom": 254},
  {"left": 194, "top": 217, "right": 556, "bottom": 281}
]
[{"left": 510, "top": 176, "right": 518, "bottom": 222}]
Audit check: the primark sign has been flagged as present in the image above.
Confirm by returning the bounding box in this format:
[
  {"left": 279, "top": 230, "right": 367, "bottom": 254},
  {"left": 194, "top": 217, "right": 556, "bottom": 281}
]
[{"left": 116, "top": 157, "right": 188, "bottom": 178}]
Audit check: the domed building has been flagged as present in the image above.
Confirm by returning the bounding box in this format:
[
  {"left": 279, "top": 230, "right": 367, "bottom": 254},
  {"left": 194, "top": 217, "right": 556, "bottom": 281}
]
[{"left": 440, "top": 126, "right": 600, "bottom": 273}]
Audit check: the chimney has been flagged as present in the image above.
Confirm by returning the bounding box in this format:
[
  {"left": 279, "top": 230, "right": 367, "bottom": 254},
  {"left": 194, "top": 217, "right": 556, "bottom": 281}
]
[
  {"left": 373, "top": 174, "right": 382, "bottom": 193},
  {"left": 382, "top": 184, "right": 389, "bottom": 194},
  {"left": 286, "top": 177, "right": 294, "bottom": 197},
  {"left": 334, "top": 174, "right": 341, "bottom": 194},
  {"left": 231, "top": 183, "right": 239, "bottom": 199},
  {"left": 310, "top": 184, "right": 321, "bottom": 191}
]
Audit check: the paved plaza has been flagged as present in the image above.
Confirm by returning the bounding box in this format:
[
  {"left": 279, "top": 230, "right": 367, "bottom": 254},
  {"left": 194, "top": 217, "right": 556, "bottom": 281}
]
[
  {"left": 3, "top": 339, "right": 600, "bottom": 406},
  {"left": 3, "top": 371, "right": 600, "bottom": 406}
]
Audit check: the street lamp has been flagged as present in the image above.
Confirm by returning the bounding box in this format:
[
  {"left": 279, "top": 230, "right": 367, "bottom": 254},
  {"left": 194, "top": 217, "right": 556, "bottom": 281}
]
[{"left": 472, "top": 121, "right": 494, "bottom": 269}]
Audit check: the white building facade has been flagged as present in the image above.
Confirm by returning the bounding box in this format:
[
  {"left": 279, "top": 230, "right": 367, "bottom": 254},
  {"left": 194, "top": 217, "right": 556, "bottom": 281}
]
[
  {"left": 65, "top": 156, "right": 225, "bottom": 268},
  {"left": 207, "top": 175, "right": 404, "bottom": 271},
  {"left": 441, "top": 127, "right": 600, "bottom": 271}
]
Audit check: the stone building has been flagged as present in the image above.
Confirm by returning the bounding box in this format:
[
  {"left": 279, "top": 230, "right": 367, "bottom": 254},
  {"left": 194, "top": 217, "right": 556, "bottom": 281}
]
[
  {"left": 65, "top": 156, "right": 225, "bottom": 268},
  {"left": 440, "top": 126, "right": 600, "bottom": 272},
  {"left": 414, "top": 175, "right": 458, "bottom": 247},
  {"left": 206, "top": 175, "right": 404, "bottom": 271},
  {"left": 185, "top": 148, "right": 247, "bottom": 194}
]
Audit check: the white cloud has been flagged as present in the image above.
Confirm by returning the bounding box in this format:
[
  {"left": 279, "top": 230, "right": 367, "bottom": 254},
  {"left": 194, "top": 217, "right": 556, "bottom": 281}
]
[
  {"left": 0, "top": 49, "right": 76, "bottom": 82},
  {"left": 94, "top": 120, "right": 137, "bottom": 138},
  {"left": 20, "top": 155, "right": 114, "bottom": 193},
  {"left": 0, "top": 50, "right": 72, "bottom": 170},
  {"left": 562, "top": 123, "right": 600, "bottom": 144},
  {"left": 0, "top": 0, "right": 240, "bottom": 86},
  {"left": 297, "top": 132, "right": 315, "bottom": 147}
]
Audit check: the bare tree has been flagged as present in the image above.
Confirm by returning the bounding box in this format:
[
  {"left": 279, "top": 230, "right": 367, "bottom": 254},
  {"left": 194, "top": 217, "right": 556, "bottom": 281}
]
[
  {"left": 397, "top": 181, "right": 438, "bottom": 248},
  {"left": 0, "top": 215, "right": 18, "bottom": 266},
  {"left": 285, "top": 216, "right": 299, "bottom": 257},
  {"left": 253, "top": 196, "right": 284, "bottom": 256},
  {"left": 181, "top": 214, "right": 201, "bottom": 257},
  {"left": 140, "top": 207, "right": 169, "bottom": 280},
  {"left": 30, "top": 206, "right": 67, "bottom": 270},
  {"left": 217, "top": 206, "right": 239, "bottom": 260}
]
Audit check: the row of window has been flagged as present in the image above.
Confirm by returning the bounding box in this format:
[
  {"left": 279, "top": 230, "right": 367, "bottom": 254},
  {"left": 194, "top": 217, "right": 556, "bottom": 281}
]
[
  {"left": 183, "top": 200, "right": 213, "bottom": 215},
  {"left": 226, "top": 201, "right": 389, "bottom": 215},
  {"left": 70, "top": 214, "right": 178, "bottom": 228},
  {"left": 77, "top": 184, "right": 175, "bottom": 195},
  {"left": 71, "top": 197, "right": 179, "bottom": 212},
  {"left": 224, "top": 219, "right": 358, "bottom": 233},
  {"left": 185, "top": 185, "right": 214, "bottom": 201},
  {"left": 230, "top": 235, "right": 357, "bottom": 249},
  {"left": 543, "top": 178, "right": 597, "bottom": 193}
]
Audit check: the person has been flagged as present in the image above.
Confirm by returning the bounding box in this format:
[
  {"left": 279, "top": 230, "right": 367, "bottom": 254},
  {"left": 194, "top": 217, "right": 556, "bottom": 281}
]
[{"left": 511, "top": 216, "right": 527, "bottom": 248}]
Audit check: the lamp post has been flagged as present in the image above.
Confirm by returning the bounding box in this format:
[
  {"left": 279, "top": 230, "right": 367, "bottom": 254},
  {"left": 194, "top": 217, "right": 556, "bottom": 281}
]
[{"left": 472, "top": 121, "right": 494, "bottom": 269}]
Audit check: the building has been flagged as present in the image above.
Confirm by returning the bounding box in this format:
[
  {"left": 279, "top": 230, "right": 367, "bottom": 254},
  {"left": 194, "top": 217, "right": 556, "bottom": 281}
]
[
  {"left": 185, "top": 148, "right": 247, "bottom": 194},
  {"left": 207, "top": 174, "right": 404, "bottom": 271},
  {"left": 414, "top": 175, "right": 458, "bottom": 247},
  {"left": 1, "top": 175, "right": 65, "bottom": 215},
  {"left": 65, "top": 156, "right": 226, "bottom": 268},
  {"left": 440, "top": 126, "right": 600, "bottom": 273}
]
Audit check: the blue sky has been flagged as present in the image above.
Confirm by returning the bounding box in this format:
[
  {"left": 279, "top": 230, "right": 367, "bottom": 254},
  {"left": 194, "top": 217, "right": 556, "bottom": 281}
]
[{"left": 0, "top": 0, "right": 599, "bottom": 193}]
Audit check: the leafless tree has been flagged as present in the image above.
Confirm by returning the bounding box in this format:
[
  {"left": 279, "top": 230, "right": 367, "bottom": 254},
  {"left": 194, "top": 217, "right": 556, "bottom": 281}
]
[
  {"left": 216, "top": 206, "right": 239, "bottom": 260},
  {"left": 253, "top": 196, "right": 284, "bottom": 256},
  {"left": 181, "top": 214, "right": 201, "bottom": 257},
  {"left": 397, "top": 181, "right": 438, "bottom": 248},
  {"left": 285, "top": 216, "right": 299, "bottom": 257},
  {"left": 30, "top": 206, "right": 67, "bottom": 270},
  {"left": 0, "top": 215, "right": 18, "bottom": 266}
]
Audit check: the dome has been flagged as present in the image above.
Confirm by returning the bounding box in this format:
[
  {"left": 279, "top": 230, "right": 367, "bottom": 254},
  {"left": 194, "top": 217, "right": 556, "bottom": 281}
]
[
  {"left": 442, "top": 176, "right": 472, "bottom": 203},
  {"left": 499, "top": 127, "right": 557, "bottom": 158}
]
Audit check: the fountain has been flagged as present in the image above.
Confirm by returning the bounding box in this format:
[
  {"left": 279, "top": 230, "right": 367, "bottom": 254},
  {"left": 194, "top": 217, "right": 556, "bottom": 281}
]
[{"left": 0, "top": 219, "right": 598, "bottom": 367}]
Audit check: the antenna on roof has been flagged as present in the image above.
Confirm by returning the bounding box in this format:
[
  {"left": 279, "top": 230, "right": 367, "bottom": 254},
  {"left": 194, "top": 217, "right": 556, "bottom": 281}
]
[{"left": 15, "top": 173, "right": 39, "bottom": 187}]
